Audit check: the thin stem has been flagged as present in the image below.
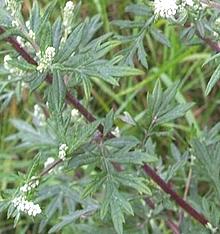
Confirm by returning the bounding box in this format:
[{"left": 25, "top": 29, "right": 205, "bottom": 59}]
[
  {"left": 142, "top": 164, "right": 208, "bottom": 226},
  {"left": 166, "top": 220, "right": 180, "bottom": 234},
  {"left": 40, "top": 159, "right": 63, "bottom": 177},
  {"left": 179, "top": 167, "right": 192, "bottom": 225},
  {"left": 198, "top": 35, "right": 220, "bottom": 52},
  {"left": 0, "top": 25, "right": 209, "bottom": 228}
]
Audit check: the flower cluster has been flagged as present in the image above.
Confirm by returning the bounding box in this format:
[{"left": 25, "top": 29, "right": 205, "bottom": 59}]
[
  {"left": 62, "top": 1, "right": 75, "bottom": 40},
  {"left": 25, "top": 20, "right": 36, "bottom": 41},
  {"left": 12, "top": 196, "right": 41, "bottom": 217},
  {"left": 37, "top": 47, "right": 56, "bottom": 73},
  {"left": 5, "top": 0, "right": 22, "bottom": 28},
  {"left": 33, "top": 104, "right": 45, "bottom": 127},
  {"left": 4, "top": 55, "right": 24, "bottom": 80},
  {"left": 20, "top": 177, "right": 40, "bottom": 193},
  {"left": 153, "top": 0, "right": 206, "bottom": 19},
  {"left": 58, "top": 144, "right": 68, "bottom": 160},
  {"left": 63, "top": 1, "right": 75, "bottom": 28},
  {"left": 154, "top": 0, "right": 179, "bottom": 18},
  {"left": 16, "top": 30, "right": 35, "bottom": 49},
  {"left": 5, "top": 0, "right": 19, "bottom": 16}
]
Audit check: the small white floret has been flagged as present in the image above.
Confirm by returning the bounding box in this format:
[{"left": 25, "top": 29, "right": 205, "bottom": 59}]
[
  {"left": 58, "top": 144, "right": 68, "bottom": 160},
  {"left": 71, "top": 109, "right": 80, "bottom": 119}
]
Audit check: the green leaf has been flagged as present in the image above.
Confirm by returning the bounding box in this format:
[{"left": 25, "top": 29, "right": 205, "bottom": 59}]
[
  {"left": 105, "top": 65, "right": 144, "bottom": 77},
  {"left": 110, "top": 190, "right": 133, "bottom": 234},
  {"left": 191, "top": 140, "right": 220, "bottom": 198},
  {"left": 0, "top": 201, "right": 9, "bottom": 214},
  {"left": 196, "top": 20, "right": 205, "bottom": 38},
  {"left": 37, "top": 1, "right": 57, "bottom": 38},
  {"left": 137, "top": 38, "right": 148, "bottom": 69},
  {"left": 112, "top": 20, "right": 144, "bottom": 29},
  {"left": 205, "top": 64, "right": 220, "bottom": 96},
  {"left": 146, "top": 81, "right": 193, "bottom": 127},
  {"left": 155, "top": 103, "right": 194, "bottom": 125},
  {"left": 0, "top": 28, "right": 26, "bottom": 41},
  {"left": 150, "top": 28, "right": 171, "bottom": 47},
  {"left": 7, "top": 58, "right": 36, "bottom": 71},
  {"left": 30, "top": 1, "right": 41, "bottom": 32},
  {"left": 110, "top": 151, "right": 157, "bottom": 165},
  {"left": 110, "top": 199, "right": 124, "bottom": 234},
  {"left": 68, "top": 152, "right": 100, "bottom": 169},
  {"left": 48, "top": 205, "right": 99, "bottom": 233},
  {"left": 82, "top": 77, "right": 92, "bottom": 101},
  {"left": 29, "top": 72, "right": 46, "bottom": 92},
  {"left": 100, "top": 179, "right": 115, "bottom": 219},
  {"left": 125, "top": 4, "right": 151, "bottom": 16},
  {"left": 7, "top": 203, "right": 16, "bottom": 219},
  {"left": 115, "top": 173, "right": 151, "bottom": 195},
  {"left": 39, "top": 196, "right": 60, "bottom": 233},
  {"left": 165, "top": 153, "right": 187, "bottom": 182},
  {"left": 202, "top": 53, "right": 220, "bottom": 67},
  {"left": 105, "top": 136, "right": 139, "bottom": 148},
  {"left": 82, "top": 174, "right": 106, "bottom": 198},
  {"left": 55, "top": 23, "right": 85, "bottom": 63},
  {"left": 39, "top": 21, "right": 52, "bottom": 51},
  {"left": 80, "top": 15, "right": 103, "bottom": 46},
  {"left": 9, "top": 119, "right": 55, "bottom": 148},
  {"left": 0, "top": 8, "right": 11, "bottom": 26},
  {"left": 103, "top": 109, "right": 115, "bottom": 135},
  {"left": 70, "top": 120, "right": 101, "bottom": 150},
  {"left": 52, "top": 17, "right": 63, "bottom": 50},
  {"left": 51, "top": 70, "right": 66, "bottom": 112}
]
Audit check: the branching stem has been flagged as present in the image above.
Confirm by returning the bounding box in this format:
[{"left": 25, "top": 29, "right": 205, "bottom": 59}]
[{"left": 0, "top": 25, "right": 209, "bottom": 228}]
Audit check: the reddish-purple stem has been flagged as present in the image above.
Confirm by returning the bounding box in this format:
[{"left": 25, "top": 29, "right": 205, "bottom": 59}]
[
  {"left": 142, "top": 164, "right": 208, "bottom": 226},
  {"left": 166, "top": 220, "right": 180, "bottom": 234},
  {"left": 0, "top": 25, "right": 210, "bottom": 227}
]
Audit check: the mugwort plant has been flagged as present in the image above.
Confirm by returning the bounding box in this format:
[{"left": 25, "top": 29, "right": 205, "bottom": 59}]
[{"left": 1, "top": 0, "right": 220, "bottom": 233}]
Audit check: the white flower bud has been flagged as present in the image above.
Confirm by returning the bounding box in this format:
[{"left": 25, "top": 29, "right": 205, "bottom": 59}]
[
  {"left": 37, "top": 47, "right": 56, "bottom": 72},
  {"left": 28, "top": 30, "right": 35, "bottom": 41},
  {"left": 16, "top": 36, "right": 25, "bottom": 47},
  {"left": 45, "top": 47, "right": 56, "bottom": 62},
  {"left": 206, "top": 222, "right": 218, "bottom": 233},
  {"left": 58, "top": 144, "right": 68, "bottom": 160},
  {"left": 12, "top": 20, "right": 19, "bottom": 27},
  {"left": 64, "top": 1, "right": 75, "bottom": 12},
  {"left": 71, "top": 109, "right": 80, "bottom": 119},
  {"left": 33, "top": 104, "right": 45, "bottom": 126},
  {"left": 5, "top": 0, "right": 19, "bottom": 16},
  {"left": 63, "top": 1, "right": 75, "bottom": 27},
  {"left": 4, "top": 55, "right": 12, "bottom": 70}
]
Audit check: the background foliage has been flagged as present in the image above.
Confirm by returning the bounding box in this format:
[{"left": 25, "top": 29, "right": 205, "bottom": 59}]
[{"left": 1, "top": 0, "right": 220, "bottom": 233}]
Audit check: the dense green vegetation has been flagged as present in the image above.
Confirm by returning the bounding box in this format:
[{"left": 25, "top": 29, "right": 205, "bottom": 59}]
[{"left": 1, "top": 0, "right": 220, "bottom": 233}]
